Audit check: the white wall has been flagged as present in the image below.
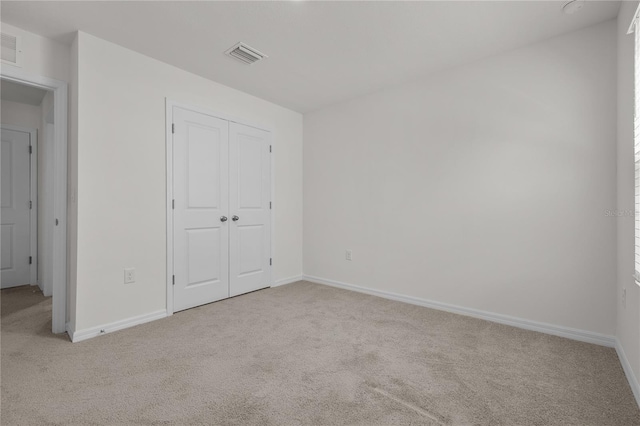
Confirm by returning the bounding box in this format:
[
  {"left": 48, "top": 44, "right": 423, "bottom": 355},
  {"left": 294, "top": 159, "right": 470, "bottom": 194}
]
[
  {"left": 304, "top": 20, "right": 617, "bottom": 335},
  {"left": 1, "top": 100, "right": 43, "bottom": 290},
  {"left": 1, "top": 100, "right": 41, "bottom": 134},
  {"left": 616, "top": 0, "right": 640, "bottom": 399},
  {"left": 0, "top": 22, "right": 70, "bottom": 83},
  {"left": 73, "top": 32, "right": 303, "bottom": 332},
  {"left": 67, "top": 36, "right": 78, "bottom": 329}
]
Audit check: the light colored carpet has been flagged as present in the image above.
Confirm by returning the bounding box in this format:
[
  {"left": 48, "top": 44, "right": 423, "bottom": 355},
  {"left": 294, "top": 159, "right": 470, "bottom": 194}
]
[{"left": 1, "top": 281, "right": 639, "bottom": 425}]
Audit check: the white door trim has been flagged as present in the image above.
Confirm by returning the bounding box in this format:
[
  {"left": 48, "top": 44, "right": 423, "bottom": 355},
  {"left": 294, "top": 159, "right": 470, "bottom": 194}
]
[
  {"left": 1, "top": 66, "right": 68, "bottom": 334},
  {"left": 1, "top": 125, "right": 38, "bottom": 286},
  {"left": 165, "top": 99, "right": 275, "bottom": 315}
]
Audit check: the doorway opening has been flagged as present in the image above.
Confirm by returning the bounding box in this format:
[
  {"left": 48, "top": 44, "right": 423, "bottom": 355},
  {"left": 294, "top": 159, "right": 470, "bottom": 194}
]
[{"left": 0, "top": 69, "right": 68, "bottom": 335}]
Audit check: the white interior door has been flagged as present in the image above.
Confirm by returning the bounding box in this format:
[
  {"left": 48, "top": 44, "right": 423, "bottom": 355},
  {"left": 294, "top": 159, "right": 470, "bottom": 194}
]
[
  {"left": 1, "top": 127, "right": 32, "bottom": 288},
  {"left": 172, "top": 107, "right": 229, "bottom": 312},
  {"left": 229, "top": 122, "right": 271, "bottom": 297}
]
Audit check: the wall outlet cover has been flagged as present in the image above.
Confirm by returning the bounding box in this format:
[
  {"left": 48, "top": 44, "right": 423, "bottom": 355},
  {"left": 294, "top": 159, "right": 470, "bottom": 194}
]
[{"left": 124, "top": 268, "right": 135, "bottom": 284}]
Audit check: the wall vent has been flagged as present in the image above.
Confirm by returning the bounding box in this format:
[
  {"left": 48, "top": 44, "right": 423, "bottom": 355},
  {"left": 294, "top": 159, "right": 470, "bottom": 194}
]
[
  {"left": 1, "top": 32, "right": 21, "bottom": 67},
  {"left": 225, "top": 42, "right": 267, "bottom": 65}
]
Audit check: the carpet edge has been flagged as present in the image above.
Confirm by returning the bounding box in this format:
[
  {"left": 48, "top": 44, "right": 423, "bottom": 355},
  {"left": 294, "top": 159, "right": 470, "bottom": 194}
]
[
  {"left": 616, "top": 337, "right": 640, "bottom": 409},
  {"left": 70, "top": 309, "right": 168, "bottom": 343},
  {"left": 302, "top": 274, "right": 616, "bottom": 348}
]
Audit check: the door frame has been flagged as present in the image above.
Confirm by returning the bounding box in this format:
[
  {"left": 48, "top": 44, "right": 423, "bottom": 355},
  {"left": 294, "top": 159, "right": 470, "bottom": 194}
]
[
  {"left": 29, "top": 129, "right": 37, "bottom": 287},
  {"left": 165, "top": 99, "right": 274, "bottom": 315},
  {"left": 1, "top": 125, "right": 38, "bottom": 286},
  {"left": 1, "top": 67, "right": 68, "bottom": 334}
]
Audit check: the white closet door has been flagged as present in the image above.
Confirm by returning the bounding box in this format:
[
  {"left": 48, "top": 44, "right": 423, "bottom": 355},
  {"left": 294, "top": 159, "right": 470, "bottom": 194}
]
[
  {"left": 229, "top": 122, "right": 271, "bottom": 297},
  {"left": 173, "top": 107, "right": 229, "bottom": 312},
  {"left": 1, "top": 128, "right": 31, "bottom": 288}
]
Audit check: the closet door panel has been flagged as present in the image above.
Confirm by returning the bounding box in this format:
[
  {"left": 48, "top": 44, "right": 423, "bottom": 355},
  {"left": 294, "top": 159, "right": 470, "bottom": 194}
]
[
  {"left": 229, "top": 123, "right": 271, "bottom": 297},
  {"left": 173, "top": 107, "right": 229, "bottom": 312}
]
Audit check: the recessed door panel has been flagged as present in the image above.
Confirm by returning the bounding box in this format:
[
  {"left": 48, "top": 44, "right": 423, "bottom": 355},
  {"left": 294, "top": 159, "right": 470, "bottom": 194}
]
[
  {"left": 1, "top": 224, "right": 13, "bottom": 270},
  {"left": 173, "top": 107, "right": 229, "bottom": 312},
  {"left": 238, "top": 224, "right": 263, "bottom": 276},
  {"left": 186, "top": 228, "right": 221, "bottom": 286},
  {"left": 1, "top": 141, "right": 13, "bottom": 208},
  {"left": 238, "top": 137, "right": 262, "bottom": 209},
  {"left": 229, "top": 123, "right": 271, "bottom": 297},
  {"left": 187, "top": 126, "right": 220, "bottom": 209}
]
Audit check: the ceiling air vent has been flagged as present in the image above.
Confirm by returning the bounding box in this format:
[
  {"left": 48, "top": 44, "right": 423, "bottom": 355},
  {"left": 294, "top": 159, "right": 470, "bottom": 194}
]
[
  {"left": 225, "top": 42, "right": 267, "bottom": 65},
  {"left": 1, "top": 32, "right": 21, "bottom": 67}
]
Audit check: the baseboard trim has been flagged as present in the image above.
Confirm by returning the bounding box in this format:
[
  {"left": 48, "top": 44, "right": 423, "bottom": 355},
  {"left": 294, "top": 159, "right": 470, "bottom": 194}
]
[
  {"left": 70, "top": 309, "right": 168, "bottom": 343},
  {"left": 273, "top": 275, "right": 304, "bottom": 287},
  {"left": 65, "top": 322, "right": 75, "bottom": 342},
  {"left": 616, "top": 338, "right": 640, "bottom": 408},
  {"left": 302, "top": 275, "right": 615, "bottom": 348}
]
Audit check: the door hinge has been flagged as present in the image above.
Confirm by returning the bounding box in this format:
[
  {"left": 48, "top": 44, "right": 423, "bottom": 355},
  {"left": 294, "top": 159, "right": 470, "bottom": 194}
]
[
  {"left": 269, "top": 145, "right": 272, "bottom": 153},
  {"left": 29, "top": 256, "right": 32, "bottom": 265},
  {"left": 29, "top": 200, "right": 32, "bottom": 209},
  {"left": 269, "top": 201, "right": 272, "bottom": 210},
  {"left": 270, "top": 258, "right": 272, "bottom": 266},
  {"left": 172, "top": 123, "right": 175, "bottom": 134},
  {"left": 29, "top": 145, "right": 32, "bottom": 154},
  {"left": 172, "top": 199, "right": 175, "bottom": 209},
  {"left": 172, "top": 275, "right": 175, "bottom": 285}
]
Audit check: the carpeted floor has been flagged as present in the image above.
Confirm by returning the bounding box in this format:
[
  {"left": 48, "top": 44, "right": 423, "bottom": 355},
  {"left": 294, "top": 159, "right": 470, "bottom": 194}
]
[{"left": 1, "top": 281, "right": 639, "bottom": 425}]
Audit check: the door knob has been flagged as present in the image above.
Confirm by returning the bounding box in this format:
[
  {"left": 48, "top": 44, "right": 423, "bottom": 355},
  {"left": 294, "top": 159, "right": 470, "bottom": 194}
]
[
  {"left": 232, "top": 215, "right": 239, "bottom": 222},
  {"left": 220, "top": 216, "right": 228, "bottom": 222}
]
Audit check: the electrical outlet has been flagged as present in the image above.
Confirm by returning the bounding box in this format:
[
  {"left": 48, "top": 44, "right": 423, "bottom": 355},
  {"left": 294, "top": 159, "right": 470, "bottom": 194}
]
[
  {"left": 124, "top": 268, "right": 135, "bottom": 284},
  {"left": 623, "top": 287, "right": 627, "bottom": 308},
  {"left": 346, "top": 249, "right": 352, "bottom": 261}
]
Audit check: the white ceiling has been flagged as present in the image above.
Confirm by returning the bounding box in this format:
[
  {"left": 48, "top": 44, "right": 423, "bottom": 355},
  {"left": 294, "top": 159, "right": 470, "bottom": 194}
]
[
  {"left": 1, "top": 1, "right": 620, "bottom": 113},
  {"left": 0, "top": 79, "right": 47, "bottom": 106}
]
